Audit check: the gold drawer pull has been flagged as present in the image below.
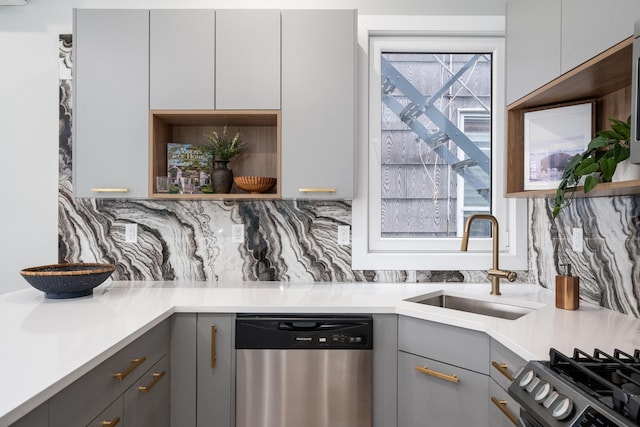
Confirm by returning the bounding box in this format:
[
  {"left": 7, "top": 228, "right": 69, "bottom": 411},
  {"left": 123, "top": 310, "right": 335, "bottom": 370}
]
[
  {"left": 211, "top": 324, "right": 217, "bottom": 368},
  {"left": 113, "top": 356, "right": 147, "bottom": 381},
  {"left": 415, "top": 365, "right": 459, "bottom": 383},
  {"left": 298, "top": 188, "right": 336, "bottom": 193},
  {"left": 491, "top": 396, "right": 518, "bottom": 426},
  {"left": 91, "top": 188, "right": 130, "bottom": 193},
  {"left": 492, "top": 361, "right": 514, "bottom": 381},
  {"left": 138, "top": 371, "right": 166, "bottom": 393},
  {"left": 101, "top": 416, "right": 121, "bottom": 426}
]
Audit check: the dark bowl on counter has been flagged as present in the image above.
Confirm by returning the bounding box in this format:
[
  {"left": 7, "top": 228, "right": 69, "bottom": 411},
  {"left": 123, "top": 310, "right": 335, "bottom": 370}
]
[{"left": 20, "top": 263, "right": 116, "bottom": 299}]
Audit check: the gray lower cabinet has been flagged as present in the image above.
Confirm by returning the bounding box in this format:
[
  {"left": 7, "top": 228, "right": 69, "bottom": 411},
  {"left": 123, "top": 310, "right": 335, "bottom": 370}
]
[
  {"left": 397, "top": 316, "right": 490, "bottom": 427},
  {"left": 9, "top": 402, "right": 48, "bottom": 427},
  {"left": 123, "top": 355, "right": 170, "bottom": 427},
  {"left": 48, "top": 319, "right": 170, "bottom": 427},
  {"left": 372, "top": 314, "right": 398, "bottom": 427},
  {"left": 281, "top": 9, "right": 357, "bottom": 199},
  {"left": 489, "top": 339, "right": 526, "bottom": 427},
  {"left": 196, "top": 314, "right": 234, "bottom": 427},
  {"left": 87, "top": 397, "right": 122, "bottom": 427},
  {"left": 170, "top": 314, "right": 198, "bottom": 427},
  {"left": 72, "top": 9, "right": 149, "bottom": 198}
]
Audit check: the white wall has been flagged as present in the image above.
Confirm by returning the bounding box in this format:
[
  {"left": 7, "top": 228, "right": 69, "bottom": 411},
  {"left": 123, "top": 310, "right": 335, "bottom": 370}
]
[{"left": 0, "top": 0, "right": 505, "bottom": 293}]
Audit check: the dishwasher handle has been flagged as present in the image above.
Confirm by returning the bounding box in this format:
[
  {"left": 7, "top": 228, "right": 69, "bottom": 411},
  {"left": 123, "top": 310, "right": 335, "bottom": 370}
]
[{"left": 278, "top": 321, "right": 366, "bottom": 331}]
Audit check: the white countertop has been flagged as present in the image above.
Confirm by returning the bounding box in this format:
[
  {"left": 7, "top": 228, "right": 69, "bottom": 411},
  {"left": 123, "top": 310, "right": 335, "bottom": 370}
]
[{"left": 1, "top": 280, "right": 640, "bottom": 425}]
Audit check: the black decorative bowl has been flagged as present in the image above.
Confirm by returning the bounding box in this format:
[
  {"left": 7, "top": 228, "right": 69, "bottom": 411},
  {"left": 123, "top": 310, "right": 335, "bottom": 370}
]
[{"left": 20, "top": 263, "right": 116, "bottom": 299}]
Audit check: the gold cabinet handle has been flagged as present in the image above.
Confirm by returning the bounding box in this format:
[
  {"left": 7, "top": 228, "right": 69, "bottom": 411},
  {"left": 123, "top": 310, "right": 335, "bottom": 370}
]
[
  {"left": 91, "top": 188, "right": 130, "bottom": 193},
  {"left": 211, "top": 324, "right": 217, "bottom": 368},
  {"left": 298, "top": 188, "right": 336, "bottom": 193},
  {"left": 138, "top": 371, "right": 166, "bottom": 393},
  {"left": 492, "top": 361, "right": 514, "bottom": 381},
  {"left": 101, "top": 416, "right": 121, "bottom": 426},
  {"left": 112, "top": 356, "right": 147, "bottom": 381},
  {"left": 415, "top": 365, "right": 459, "bottom": 383},
  {"left": 491, "top": 396, "right": 518, "bottom": 426}
]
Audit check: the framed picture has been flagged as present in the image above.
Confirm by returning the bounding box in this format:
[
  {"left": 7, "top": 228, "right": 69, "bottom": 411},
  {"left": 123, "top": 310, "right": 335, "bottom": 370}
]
[{"left": 523, "top": 100, "right": 595, "bottom": 190}]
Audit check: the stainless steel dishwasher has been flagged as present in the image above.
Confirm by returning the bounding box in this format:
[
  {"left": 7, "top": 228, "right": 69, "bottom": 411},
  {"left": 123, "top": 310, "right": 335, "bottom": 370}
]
[{"left": 235, "top": 314, "right": 373, "bottom": 427}]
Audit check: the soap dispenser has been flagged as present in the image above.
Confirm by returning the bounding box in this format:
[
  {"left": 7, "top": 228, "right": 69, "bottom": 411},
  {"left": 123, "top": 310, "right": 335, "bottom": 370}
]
[{"left": 556, "top": 264, "right": 579, "bottom": 310}]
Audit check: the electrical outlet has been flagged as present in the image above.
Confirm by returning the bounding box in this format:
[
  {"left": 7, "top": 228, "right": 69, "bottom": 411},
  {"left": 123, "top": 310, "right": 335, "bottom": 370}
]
[
  {"left": 572, "top": 227, "right": 583, "bottom": 253},
  {"left": 337, "top": 225, "right": 350, "bottom": 245},
  {"left": 232, "top": 224, "right": 244, "bottom": 243},
  {"left": 124, "top": 223, "right": 138, "bottom": 243}
]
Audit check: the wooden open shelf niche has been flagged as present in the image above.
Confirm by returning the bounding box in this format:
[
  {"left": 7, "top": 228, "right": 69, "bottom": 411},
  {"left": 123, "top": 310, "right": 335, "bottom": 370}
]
[
  {"left": 150, "top": 110, "right": 281, "bottom": 199},
  {"left": 505, "top": 36, "right": 640, "bottom": 198}
]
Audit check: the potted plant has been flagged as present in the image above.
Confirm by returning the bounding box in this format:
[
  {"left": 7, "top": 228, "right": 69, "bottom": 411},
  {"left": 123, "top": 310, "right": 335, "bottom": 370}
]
[
  {"left": 201, "top": 126, "right": 245, "bottom": 193},
  {"left": 552, "top": 116, "right": 631, "bottom": 218}
]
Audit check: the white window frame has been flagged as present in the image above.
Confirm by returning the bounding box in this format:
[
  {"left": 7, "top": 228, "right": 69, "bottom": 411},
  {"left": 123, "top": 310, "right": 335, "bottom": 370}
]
[{"left": 352, "top": 16, "right": 528, "bottom": 271}]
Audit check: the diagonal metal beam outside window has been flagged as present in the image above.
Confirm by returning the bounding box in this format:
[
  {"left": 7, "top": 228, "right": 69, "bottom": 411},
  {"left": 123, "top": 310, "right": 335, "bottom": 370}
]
[{"left": 381, "top": 56, "right": 491, "bottom": 176}]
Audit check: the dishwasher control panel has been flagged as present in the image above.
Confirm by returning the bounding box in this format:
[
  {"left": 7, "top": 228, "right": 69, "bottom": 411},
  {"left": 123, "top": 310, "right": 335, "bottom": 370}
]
[{"left": 235, "top": 314, "right": 373, "bottom": 349}]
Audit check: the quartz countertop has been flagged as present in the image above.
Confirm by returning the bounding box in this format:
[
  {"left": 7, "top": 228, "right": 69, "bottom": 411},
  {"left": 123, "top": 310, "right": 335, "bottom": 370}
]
[{"left": 1, "top": 280, "right": 639, "bottom": 425}]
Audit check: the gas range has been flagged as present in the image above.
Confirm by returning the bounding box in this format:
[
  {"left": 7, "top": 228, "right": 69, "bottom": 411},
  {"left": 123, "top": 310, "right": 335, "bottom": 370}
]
[{"left": 508, "top": 348, "right": 640, "bottom": 427}]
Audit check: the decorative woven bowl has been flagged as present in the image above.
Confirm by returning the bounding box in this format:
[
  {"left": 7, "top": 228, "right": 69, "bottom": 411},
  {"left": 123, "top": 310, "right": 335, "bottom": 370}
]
[
  {"left": 20, "top": 263, "right": 116, "bottom": 299},
  {"left": 234, "top": 176, "right": 277, "bottom": 194}
]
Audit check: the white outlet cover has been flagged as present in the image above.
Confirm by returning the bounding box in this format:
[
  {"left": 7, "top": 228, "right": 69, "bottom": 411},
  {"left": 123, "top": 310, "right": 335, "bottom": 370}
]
[
  {"left": 232, "top": 224, "right": 244, "bottom": 243},
  {"left": 338, "top": 225, "right": 350, "bottom": 245},
  {"left": 125, "top": 224, "right": 138, "bottom": 243},
  {"left": 572, "top": 227, "right": 583, "bottom": 253}
]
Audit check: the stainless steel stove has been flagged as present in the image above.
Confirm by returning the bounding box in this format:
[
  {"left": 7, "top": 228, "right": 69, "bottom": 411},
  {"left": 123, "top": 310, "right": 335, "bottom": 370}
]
[{"left": 508, "top": 348, "right": 640, "bottom": 427}]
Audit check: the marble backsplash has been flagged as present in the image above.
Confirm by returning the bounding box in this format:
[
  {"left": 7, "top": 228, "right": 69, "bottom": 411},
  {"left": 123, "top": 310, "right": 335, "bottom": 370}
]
[{"left": 58, "top": 36, "right": 640, "bottom": 317}]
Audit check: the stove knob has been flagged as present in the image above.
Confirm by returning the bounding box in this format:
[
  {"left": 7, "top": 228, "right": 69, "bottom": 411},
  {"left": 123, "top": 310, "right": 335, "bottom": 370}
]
[
  {"left": 547, "top": 394, "right": 573, "bottom": 420},
  {"left": 517, "top": 369, "right": 535, "bottom": 388},
  {"left": 533, "top": 381, "right": 552, "bottom": 402}
]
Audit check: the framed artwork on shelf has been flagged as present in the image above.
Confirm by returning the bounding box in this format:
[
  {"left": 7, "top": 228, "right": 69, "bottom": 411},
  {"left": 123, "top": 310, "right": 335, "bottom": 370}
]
[{"left": 523, "top": 100, "right": 595, "bottom": 191}]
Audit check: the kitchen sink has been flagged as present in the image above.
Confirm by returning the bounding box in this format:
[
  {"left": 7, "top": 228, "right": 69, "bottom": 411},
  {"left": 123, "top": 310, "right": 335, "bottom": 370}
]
[{"left": 405, "top": 293, "right": 534, "bottom": 320}]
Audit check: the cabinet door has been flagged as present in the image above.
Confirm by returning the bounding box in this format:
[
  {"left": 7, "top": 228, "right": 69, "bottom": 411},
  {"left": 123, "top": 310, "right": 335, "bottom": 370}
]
[
  {"left": 170, "top": 314, "right": 197, "bottom": 427},
  {"left": 87, "top": 397, "right": 123, "bottom": 427},
  {"left": 150, "top": 10, "right": 215, "bottom": 110},
  {"left": 505, "top": 0, "right": 561, "bottom": 104},
  {"left": 215, "top": 10, "right": 280, "bottom": 110},
  {"left": 398, "top": 351, "right": 489, "bottom": 427},
  {"left": 9, "top": 402, "right": 48, "bottom": 427},
  {"left": 489, "top": 379, "right": 520, "bottom": 427},
  {"left": 196, "top": 314, "right": 234, "bottom": 427},
  {"left": 73, "top": 9, "right": 149, "bottom": 198},
  {"left": 123, "top": 355, "right": 170, "bottom": 427},
  {"left": 562, "top": 0, "right": 640, "bottom": 73},
  {"left": 281, "top": 9, "right": 356, "bottom": 199},
  {"left": 373, "top": 314, "right": 398, "bottom": 427}
]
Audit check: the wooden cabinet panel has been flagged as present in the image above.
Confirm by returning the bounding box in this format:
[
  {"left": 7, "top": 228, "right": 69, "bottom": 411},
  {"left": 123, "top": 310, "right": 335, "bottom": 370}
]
[
  {"left": 398, "top": 351, "right": 489, "bottom": 427},
  {"left": 281, "top": 9, "right": 357, "bottom": 199},
  {"left": 150, "top": 10, "right": 215, "bottom": 110},
  {"left": 73, "top": 9, "right": 149, "bottom": 198},
  {"left": 215, "top": 10, "right": 281, "bottom": 110},
  {"left": 505, "top": 0, "right": 561, "bottom": 105}
]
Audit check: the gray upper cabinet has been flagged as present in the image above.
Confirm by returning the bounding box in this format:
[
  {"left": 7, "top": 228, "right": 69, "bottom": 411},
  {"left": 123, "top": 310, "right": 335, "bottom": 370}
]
[
  {"left": 281, "top": 9, "right": 357, "bottom": 199},
  {"left": 505, "top": 0, "right": 561, "bottom": 105},
  {"left": 215, "top": 10, "right": 281, "bottom": 110},
  {"left": 561, "top": 0, "right": 640, "bottom": 73},
  {"left": 150, "top": 10, "right": 215, "bottom": 110},
  {"left": 73, "top": 9, "right": 149, "bottom": 198}
]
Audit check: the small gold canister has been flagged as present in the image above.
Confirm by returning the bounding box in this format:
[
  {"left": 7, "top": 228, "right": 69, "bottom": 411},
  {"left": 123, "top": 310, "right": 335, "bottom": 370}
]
[{"left": 556, "top": 264, "right": 579, "bottom": 310}]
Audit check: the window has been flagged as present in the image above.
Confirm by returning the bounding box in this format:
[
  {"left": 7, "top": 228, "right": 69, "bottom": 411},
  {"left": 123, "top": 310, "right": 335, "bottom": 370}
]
[{"left": 352, "top": 16, "right": 527, "bottom": 271}]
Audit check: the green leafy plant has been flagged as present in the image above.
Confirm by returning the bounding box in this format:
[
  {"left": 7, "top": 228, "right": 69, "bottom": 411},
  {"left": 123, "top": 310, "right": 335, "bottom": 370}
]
[
  {"left": 202, "top": 126, "right": 245, "bottom": 161},
  {"left": 552, "top": 116, "right": 631, "bottom": 218}
]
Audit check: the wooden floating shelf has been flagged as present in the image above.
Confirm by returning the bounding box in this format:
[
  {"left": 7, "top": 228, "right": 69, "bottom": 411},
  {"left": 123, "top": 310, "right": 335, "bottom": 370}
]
[
  {"left": 505, "top": 37, "right": 635, "bottom": 198},
  {"left": 150, "top": 192, "right": 280, "bottom": 200}
]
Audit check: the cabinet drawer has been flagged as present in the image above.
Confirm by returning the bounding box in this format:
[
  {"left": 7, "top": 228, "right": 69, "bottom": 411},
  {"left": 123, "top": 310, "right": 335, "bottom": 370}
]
[
  {"left": 398, "top": 351, "right": 489, "bottom": 427},
  {"left": 489, "top": 379, "right": 520, "bottom": 427},
  {"left": 50, "top": 319, "right": 170, "bottom": 427},
  {"left": 490, "top": 339, "right": 527, "bottom": 390},
  {"left": 124, "top": 354, "right": 170, "bottom": 427},
  {"left": 398, "top": 316, "right": 489, "bottom": 374},
  {"left": 86, "top": 395, "right": 123, "bottom": 427}
]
